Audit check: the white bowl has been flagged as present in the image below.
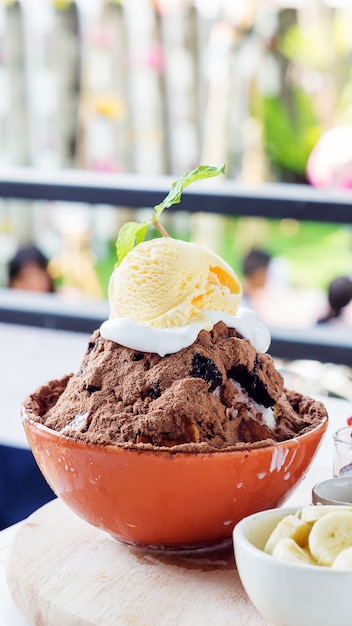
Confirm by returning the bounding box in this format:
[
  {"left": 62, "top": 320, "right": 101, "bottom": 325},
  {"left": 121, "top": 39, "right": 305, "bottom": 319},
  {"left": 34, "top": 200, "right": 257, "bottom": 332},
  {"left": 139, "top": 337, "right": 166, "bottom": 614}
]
[
  {"left": 233, "top": 506, "right": 352, "bottom": 626},
  {"left": 312, "top": 476, "right": 352, "bottom": 506}
]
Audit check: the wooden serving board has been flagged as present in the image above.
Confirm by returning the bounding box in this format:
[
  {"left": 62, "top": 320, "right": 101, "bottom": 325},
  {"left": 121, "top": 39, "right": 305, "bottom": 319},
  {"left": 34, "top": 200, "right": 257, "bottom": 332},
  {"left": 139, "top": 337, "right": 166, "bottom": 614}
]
[{"left": 5, "top": 499, "right": 270, "bottom": 625}]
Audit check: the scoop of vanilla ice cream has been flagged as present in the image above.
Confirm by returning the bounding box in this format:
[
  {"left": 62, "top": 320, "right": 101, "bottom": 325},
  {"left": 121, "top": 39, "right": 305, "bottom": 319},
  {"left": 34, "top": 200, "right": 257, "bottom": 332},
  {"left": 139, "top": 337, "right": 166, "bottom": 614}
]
[{"left": 108, "top": 238, "right": 241, "bottom": 328}]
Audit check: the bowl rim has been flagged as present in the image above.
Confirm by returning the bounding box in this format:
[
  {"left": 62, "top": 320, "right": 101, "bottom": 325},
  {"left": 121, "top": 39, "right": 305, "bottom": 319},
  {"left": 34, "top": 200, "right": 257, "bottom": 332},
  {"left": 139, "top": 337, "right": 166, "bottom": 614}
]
[
  {"left": 333, "top": 425, "right": 352, "bottom": 444},
  {"left": 21, "top": 402, "right": 328, "bottom": 457},
  {"left": 233, "top": 505, "right": 352, "bottom": 574},
  {"left": 312, "top": 475, "right": 352, "bottom": 505}
]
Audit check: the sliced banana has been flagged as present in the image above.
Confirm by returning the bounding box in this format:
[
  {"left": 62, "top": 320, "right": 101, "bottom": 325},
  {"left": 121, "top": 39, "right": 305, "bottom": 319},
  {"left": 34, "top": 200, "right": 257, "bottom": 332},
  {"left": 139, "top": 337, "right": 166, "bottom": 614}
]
[
  {"left": 272, "top": 537, "right": 317, "bottom": 565},
  {"left": 264, "top": 514, "right": 311, "bottom": 555},
  {"left": 308, "top": 511, "right": 352, "bottom": 566},
  {"left": 332, "top": 546, "right": 352, "bottom": 570},
  {"left": 300, "top": 505, "right": 352, "bottom": 524}
]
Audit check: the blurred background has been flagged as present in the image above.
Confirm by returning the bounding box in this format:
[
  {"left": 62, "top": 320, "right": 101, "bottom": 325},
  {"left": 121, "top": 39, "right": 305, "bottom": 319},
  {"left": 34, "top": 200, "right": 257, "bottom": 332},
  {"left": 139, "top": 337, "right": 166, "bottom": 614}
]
[{"left": 1, "top": 0, "right": 352, "bottom": 349}]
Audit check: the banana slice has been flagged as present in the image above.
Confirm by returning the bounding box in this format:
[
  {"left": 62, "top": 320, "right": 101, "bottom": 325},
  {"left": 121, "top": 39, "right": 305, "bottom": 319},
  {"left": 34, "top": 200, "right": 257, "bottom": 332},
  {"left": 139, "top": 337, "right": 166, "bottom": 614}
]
[
  {"left": 264, "top": 514, "right": 311, "bottom": 555},
  {"left": 308, "top": 511, "right": 352, "bottom": 566},
  {"left": 272, "top": 537, "right": 317, "bottom": 565},
  {"left": 332, "top": 546, "right": 352, "bottom": 570},
  {"left": 300, "top": 505, "right": 352, "bottom": 524}
]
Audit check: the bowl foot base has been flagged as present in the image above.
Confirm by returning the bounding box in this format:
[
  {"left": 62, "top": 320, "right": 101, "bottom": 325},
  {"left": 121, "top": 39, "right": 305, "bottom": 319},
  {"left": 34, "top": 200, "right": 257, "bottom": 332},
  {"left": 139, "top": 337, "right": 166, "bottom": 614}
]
[{"left": 109, "top": 533, "right": 234, "bottom": 557}]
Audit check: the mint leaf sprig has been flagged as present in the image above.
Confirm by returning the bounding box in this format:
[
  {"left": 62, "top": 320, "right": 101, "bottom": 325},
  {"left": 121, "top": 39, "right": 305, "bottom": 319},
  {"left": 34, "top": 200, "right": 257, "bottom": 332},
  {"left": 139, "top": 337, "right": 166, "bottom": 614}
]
[{"left": 115, "top": 164, "right": 225, "bottom": 266}]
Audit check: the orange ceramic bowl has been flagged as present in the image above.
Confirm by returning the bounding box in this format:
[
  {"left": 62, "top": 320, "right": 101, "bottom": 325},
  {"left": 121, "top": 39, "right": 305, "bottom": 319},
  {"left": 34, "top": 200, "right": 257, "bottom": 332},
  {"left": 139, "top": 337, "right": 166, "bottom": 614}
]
[{"left": 22, "top": 395, "right": 328, "bottom": 552}]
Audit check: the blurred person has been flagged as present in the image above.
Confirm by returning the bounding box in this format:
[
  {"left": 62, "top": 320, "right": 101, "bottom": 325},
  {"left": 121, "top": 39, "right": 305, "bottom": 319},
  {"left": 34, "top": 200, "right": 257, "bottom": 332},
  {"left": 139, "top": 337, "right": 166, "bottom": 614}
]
[
  {"left": 48, "top": 230, "right": 103, "bottom": 300},
  {"left": 8, "top": 244, "right": 55, "bottom": 293},
  {"left": 241, "top": 249, "right": 322, "bottom": 328},
  {"left": 317, "top": 276, "right": 352, "bottom": 327},
  {"left": 241, "top": 248, "right": 271, "bottom": 309}
]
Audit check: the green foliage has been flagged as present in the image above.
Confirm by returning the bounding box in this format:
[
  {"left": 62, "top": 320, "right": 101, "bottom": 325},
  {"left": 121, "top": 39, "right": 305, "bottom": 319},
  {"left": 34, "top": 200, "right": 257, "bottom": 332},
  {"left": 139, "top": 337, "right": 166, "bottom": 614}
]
[
  {"left": 220, "top": 216, "right": 352, "bottom": 290},
  {"left": 262, "top": 91, "right": 321, "bottom": 176},
  {"left": 279, "top": 20, "right": 336, "bottom": 72},
  {"left": 259, "top": 10, "right": 352, "bottom": 179}
]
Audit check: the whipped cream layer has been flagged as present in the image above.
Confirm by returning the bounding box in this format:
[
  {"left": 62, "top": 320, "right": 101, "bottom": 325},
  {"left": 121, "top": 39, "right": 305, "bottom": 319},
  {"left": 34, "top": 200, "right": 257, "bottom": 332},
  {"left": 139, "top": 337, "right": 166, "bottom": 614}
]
[{"left": 100, "top": 307, "right": 271, "bottom": 357}]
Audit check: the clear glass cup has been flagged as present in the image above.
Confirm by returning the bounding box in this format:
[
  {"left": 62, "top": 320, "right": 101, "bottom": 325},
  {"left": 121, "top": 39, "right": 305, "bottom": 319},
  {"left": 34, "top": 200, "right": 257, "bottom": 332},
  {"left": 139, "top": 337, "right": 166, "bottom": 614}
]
[{"left": 333, "top": 426, "right": 352, "bottom": 477}]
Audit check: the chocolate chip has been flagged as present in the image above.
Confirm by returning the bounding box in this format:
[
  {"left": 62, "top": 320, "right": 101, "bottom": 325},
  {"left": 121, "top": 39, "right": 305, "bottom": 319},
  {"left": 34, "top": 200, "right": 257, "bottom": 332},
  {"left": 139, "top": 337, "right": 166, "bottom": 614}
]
[
  {"left": 140, "top": 380, "right": 161, "bottom": 401},
  {"left": 85, "top": 384, "right": 101, "bottom": 394},
  {"left": 227, "top": 362, "right": 273, "bottom": 407},
  {"left": 148, "top": 381, "right": 161, "bottom": 400},
  {"left": 132, "top": 352, "right": 144, "bottom": 361},
  {"left": 191, "top": 354, "right": 222, "bottom": 392},
  {"left": 87, "top": 336, "right": 100, "bottom": 353}
]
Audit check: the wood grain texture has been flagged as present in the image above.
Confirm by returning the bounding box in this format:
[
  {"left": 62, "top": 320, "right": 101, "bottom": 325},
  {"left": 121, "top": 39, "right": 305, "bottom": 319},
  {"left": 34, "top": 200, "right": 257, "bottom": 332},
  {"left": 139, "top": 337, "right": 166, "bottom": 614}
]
[{"left": 5, "top": 499, "right": 270, "bottom": 625}]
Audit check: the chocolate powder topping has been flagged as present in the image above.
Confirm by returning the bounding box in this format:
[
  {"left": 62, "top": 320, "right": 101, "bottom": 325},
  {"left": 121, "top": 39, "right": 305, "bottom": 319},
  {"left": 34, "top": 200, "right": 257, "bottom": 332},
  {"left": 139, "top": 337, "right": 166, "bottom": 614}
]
[{"left": 23, "top": 322, "right": 328, "bottom": 452}]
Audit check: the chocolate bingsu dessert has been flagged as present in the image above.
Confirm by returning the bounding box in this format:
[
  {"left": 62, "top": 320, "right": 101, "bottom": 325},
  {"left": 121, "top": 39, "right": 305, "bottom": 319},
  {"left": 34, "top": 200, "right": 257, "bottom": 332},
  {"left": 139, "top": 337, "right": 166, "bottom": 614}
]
[{"left": 23, "top": 166, "right": 327, "bottom": 451}]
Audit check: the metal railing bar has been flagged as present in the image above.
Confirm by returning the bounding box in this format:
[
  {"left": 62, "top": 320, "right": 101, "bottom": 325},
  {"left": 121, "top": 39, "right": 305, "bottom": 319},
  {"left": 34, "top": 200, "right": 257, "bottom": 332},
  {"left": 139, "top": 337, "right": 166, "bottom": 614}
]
[
  {"left": 0, "top": 289, "right": 108, "bottom": 333},
  {"left": 1, "top": 290, "right": 351, "bottom": 366},
  {"left": 0, "top": 167, "right": 352, "bottom": 223}
]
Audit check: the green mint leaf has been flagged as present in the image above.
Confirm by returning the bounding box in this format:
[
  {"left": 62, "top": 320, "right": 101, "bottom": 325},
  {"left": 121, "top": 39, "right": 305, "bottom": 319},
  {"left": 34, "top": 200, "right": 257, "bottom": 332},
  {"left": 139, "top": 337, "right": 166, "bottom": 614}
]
[
  {"left": 115, "top": 220, "right": 149, "bottom": 266},
  {"left": 114, "top": 164, "right": 226, "bottom": 265},
  {"left": 153, "top": 163, "right": 225, "bottom": 217}
]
